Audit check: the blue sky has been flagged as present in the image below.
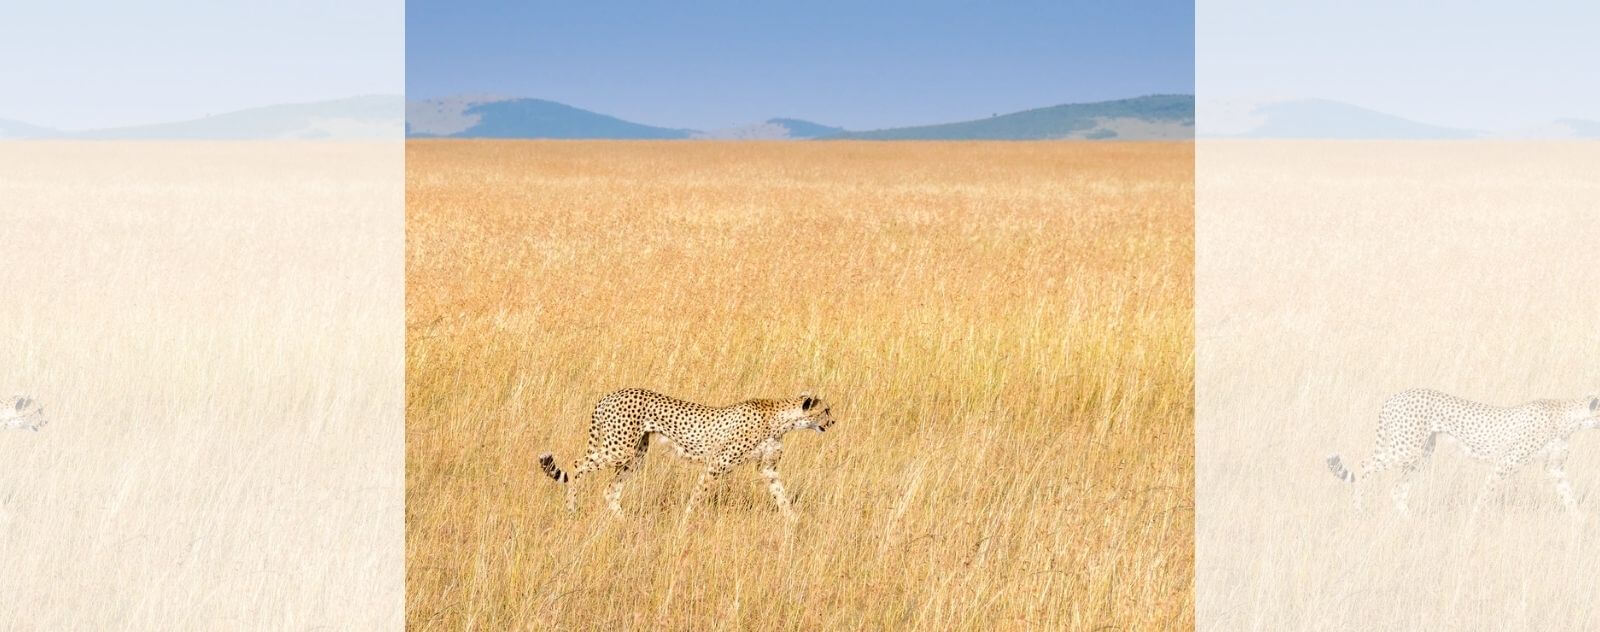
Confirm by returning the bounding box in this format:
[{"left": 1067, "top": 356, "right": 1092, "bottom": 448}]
[
  {"left": 406, "top": 0, "right": 1194, "bottom": 130},
  {"left": 8, "top": 1, "right": 1593, "bottom": 134},
  {"left": 1199, "top": 0, "right": 1600, "bottom": 131},
  {"left": 0, "top": 0, "right": 402, "bottom": 130}
]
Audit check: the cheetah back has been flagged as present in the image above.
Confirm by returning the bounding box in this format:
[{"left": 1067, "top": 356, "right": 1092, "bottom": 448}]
[
  {"left": 591, "top": 388, "right": 749, "bottom": 462},
  {"left": 1384, "top": 388, "right": 1563, "bottom": 460}
]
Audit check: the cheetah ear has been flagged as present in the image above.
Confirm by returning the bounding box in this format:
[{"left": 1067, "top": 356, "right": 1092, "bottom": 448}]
[
  {"left": 13, "top": 397, "right": 26, "bottom": 413},
  {"left": 1590, "top": 397, "right": 1598, "bottom": 413},
  {"left": 801, "top": 394, "right": 817, "bottom": 411}
]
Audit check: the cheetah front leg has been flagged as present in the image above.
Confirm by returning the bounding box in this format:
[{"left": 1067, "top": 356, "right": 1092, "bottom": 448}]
[
  {"left": 759, "top": 447, "right": 798, "bottom": 523},
  {"left": 1545, "top": 443, "right": 1581, "bottom": 517}
]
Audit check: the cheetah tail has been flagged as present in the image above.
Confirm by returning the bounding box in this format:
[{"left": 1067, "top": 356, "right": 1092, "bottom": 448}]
[
  {"left": 1325, "top": 454, "right": 1356, "bottom": 483},
  {"left": 538, "top": 452, "right": 569, "bottom": 484}
]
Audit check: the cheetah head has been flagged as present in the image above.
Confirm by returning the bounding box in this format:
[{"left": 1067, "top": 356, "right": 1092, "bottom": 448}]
[
  {"left": 786, "top": 392, "right": 836, "bottom": 434},
  {"left": 1, "top": 395, "right": 47, "bottom": 432}
]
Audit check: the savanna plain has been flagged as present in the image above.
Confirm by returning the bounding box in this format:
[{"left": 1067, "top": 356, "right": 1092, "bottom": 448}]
[
  {"left": 407, "top": 141, "right": 1194, "bottom": 629},
  {"left": 1197, "top": 142, "right": 1600, "bottom": 630},
  {"left": 0, "top": 142, "right": 404, "bottom": 629}
]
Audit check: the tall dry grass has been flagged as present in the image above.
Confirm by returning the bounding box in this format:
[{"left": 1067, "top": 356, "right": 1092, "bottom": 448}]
[
  {"left": 1196, "top": 141, "right": 1600, "bottom": 630},
  {"left": 407, "top": 140, "right": 1194, "bottom": 630},
  {"left": 0, "top": 142, "right": 403, "bottom": 629}
]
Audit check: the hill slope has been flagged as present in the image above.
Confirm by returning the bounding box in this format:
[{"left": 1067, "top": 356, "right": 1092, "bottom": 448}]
[
  {"left": 1549, "top": 118, "right": 1600, "bottom": 138},
  {"left": 691, "top": 118, "right": 846, "bottom": 140},
  {"left": 827, "top": 95, "right": 1194, "bottom": 140},
  {"left": 1233, "top": 99, "right": 1480, "bottom": 139},
  {"left": 407, "top": 97, "right": 692, "bottom": 139},
  {"left": 768, "top": 118, "right": 845, "bottom": 138},
  {"left": 0, "top": 118, "right": 60, "bottom": 139},
  {"left": 73, "top": 96, "right": 402, "bottom": 139}
]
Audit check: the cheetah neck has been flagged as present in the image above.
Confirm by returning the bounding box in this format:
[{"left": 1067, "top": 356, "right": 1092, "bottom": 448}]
[
  {"left": 767, "top": 414, "right": 810, "bottom": 440},
  {"left": 1559, "top": 401, "right": 1600, "bottom": 434}
]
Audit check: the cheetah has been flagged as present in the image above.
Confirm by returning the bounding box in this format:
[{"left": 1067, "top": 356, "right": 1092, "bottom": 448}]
[
  {"left": 1, "top": 396, "right": 47, "bottom": 432},
  {"left": 1326, "top": 388, "right": 1600, "bottom": 516},
  {"left": 537, "top": 388, "right": 836, "bottom": 526}
]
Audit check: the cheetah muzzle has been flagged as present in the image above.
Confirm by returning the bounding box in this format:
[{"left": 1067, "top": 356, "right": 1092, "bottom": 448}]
[{"left": 1, "top": 395, "right": 47, "bottom": 432}]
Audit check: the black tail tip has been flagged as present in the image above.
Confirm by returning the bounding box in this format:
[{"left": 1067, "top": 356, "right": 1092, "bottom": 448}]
[{"left": 538, "top": 452, "right": 554, "bottom": 465}]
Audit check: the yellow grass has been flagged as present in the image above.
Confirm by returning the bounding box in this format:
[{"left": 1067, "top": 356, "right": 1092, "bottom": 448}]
[
  {"left": 0, "top": 142, "right": 404, "bottom": 629},
  {"left": 1196, "top": 141, "right": 1600, "bottom": 630},
  {"left": 406, "top": 140, "right": 1194, "bottom": 630}
]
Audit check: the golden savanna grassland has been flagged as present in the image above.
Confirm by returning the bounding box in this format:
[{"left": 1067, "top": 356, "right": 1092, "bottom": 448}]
[{"left": 406, "top": 140, "right": 1193, "bottom": 630}]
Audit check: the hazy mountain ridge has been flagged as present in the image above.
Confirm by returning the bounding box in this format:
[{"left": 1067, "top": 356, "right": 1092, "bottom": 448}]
[
  {"left": 405, "top": 94, "right": 1195, "bottom": 140},
  {"left": 8, "top": 94, "right": 1591, "bottom": 141},
  {"left": 1221, "top": 99, "right": 1481, "bottom": 139},
  {"left": 0, "top": 118, "right": 60, "bottom": 139},
  {"left": 1532, "top": 118, "right": 1600, "bottom": 139},
  {"left": 0, "top": 96, "right": 403, "bottom": 139},
  {"left": 691, "top": 119, "right": 846, "bottom": 140},
  {"left": 825, "top": 95, "right": 1195, "bottom": 140},
  {"left": 1201, "top": 98, "right": 1600, "bottom": 139},
  {"left": 767, "top": 118, "right": 846, "bottom": 138},
  {"left": 407, "top": 96, "right": 844, "bottom": 139},
  {"left": 411, "top": 98, "right": 694, "bottom": 139}
]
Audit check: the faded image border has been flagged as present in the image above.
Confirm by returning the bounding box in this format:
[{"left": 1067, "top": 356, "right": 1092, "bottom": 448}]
[{"left": 0, "top": 4, "right": 404, "bottom": 630}]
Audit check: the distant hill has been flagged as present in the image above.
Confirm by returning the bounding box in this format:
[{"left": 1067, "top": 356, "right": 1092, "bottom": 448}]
[
  {"left": 6, "top": 95, "right": 1592, "bottom": 141},
  {"left": 692, "top": 118, "right": 846, "bottom": 140},
  {"left": 825, "top": 95, "right": 1194, "bottom": 140},
  {"left": 1227, "top": 99, "right": 1480, "bottom": 139},
  {"left": 1516, "top": 118, "right": 1600, "bottom": 139},
  {"left": 407, "top": 97, "right": 692, "bottom": 139},
  {"left": 768, "top": 119, "right": 845, "bottom": 138},
  {"left": 68, "top": 96, "right": 402, "bottom": 139},
  {"left": 404, "top": 95, "right": 1194, "bottom": 140},
  {"left": 0, "top": 118, "right": 58, "bottom": 139}
]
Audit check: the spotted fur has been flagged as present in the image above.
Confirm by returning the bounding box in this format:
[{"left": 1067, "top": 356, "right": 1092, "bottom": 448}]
[
  {"left": 1328, "top": 388, "right": 1600, "bottom": 515},
  {"left": 538, "top": 388, "right": 837, "bottom": 525},
  {"left": 1, "top": 395, "right": 47, "bottom": 432}
]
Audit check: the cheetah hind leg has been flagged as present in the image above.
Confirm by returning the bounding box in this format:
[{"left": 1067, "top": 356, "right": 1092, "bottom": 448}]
[
  {"left": 1389, "top": 433, "right": 1436, "bottom": 516},
  {"left": 1471, "top": 456, "right": 1528, "bottom": 523},
  {"left": 1349, "top": 456, "right": 1401, "bottom": 513},
  {"left": 602, "top": 434, "right": 651, "bottom": 516},
  {"left": 554, "top": 452, "right": 611, "bottom": 513},
  {"left": 1334, "top": 432, "right": 1430, "bottom": 514},
  {"left": 680, "top": 467, "right": 730, "bottom": 533}
]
